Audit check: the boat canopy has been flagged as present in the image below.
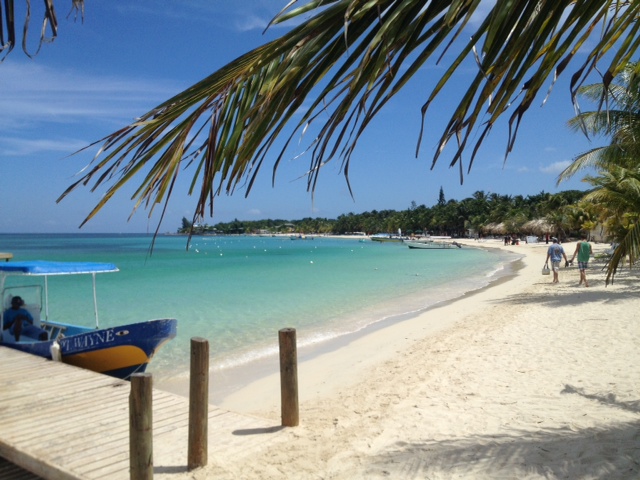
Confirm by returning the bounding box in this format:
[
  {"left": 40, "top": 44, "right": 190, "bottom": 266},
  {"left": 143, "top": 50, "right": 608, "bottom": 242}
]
[
  {"left": 0, "top": 261, "right": 118, "bottom": 276},
  {"left": 0, "top": 261, "right": 119, "bottom": 329}
]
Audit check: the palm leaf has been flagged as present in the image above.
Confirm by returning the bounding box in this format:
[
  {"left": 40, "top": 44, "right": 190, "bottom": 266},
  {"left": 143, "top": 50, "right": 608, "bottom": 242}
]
[
  {"left": 605, "top": 219, "right": 640, "bottom": 284},
  {"left": 0, "top": 0, "right": 84, "bottom": 61},
  {"left": 52, "top": 0, "right": 640, "bottom": 232}
]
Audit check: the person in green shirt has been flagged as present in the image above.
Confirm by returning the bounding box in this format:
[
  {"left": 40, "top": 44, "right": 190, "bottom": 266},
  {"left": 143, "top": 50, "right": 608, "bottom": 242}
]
[{"left": 571, "top": 236, "right": 593, "bottom": 287}]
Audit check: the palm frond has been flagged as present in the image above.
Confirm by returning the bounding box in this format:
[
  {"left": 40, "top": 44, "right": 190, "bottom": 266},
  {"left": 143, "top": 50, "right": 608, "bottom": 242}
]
[
  {"left": 605, "top": 219, "right": 640, "bottom": 284},
  {"left": 57, "top": 0, "right": 640, "bottom": 231},
  {"left": 557, "top": 144, "right": 640, "bottom": 183},
  {"left": 1, "top": 0, "right": 83, "bottom": 61}
]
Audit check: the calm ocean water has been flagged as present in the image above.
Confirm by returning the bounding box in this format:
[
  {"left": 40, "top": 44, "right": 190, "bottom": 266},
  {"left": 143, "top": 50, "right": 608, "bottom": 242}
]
[{"left": 0, "top": 234, "right": 519, "bottom": 390}]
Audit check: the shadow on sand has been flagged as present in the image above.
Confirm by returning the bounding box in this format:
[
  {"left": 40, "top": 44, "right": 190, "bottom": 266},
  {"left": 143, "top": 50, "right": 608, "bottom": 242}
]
[{"left": 366, "top": 419, "right": 640, "bottom": 479}]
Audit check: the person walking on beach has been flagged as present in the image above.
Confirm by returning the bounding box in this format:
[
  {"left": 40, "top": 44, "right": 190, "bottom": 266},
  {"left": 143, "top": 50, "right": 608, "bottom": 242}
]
[
  {"left": 571, "top": 235, "right": 593, "bottom": 287},
  {"left": 545, "top": 238, "right": 568, "bottom": 284}
]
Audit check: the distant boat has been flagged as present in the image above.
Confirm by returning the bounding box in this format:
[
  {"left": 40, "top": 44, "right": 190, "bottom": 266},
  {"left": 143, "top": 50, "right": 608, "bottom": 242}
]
[
  {"left": 409, "top": 236, "right": 452, "bottom": 242},
  {"left": 370, "top": 233, "right": 404, "bottom": 243},
  {"left": 0, "top": 261, "right": 177, "bottom": 380},
  {"left": 405, "top": 240, "right": 462, "bottom": 249}
]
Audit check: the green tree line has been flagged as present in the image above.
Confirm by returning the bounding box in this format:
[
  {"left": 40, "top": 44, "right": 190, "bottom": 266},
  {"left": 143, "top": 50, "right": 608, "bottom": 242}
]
[{"left": 178, "top": 188, "right": 589, "bottom": 239}]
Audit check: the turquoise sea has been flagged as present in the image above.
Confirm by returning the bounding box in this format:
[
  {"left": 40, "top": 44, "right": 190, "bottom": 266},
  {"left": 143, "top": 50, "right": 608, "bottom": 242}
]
[{"left": 0, "top": 234, "right": 520, "bottom": 397}]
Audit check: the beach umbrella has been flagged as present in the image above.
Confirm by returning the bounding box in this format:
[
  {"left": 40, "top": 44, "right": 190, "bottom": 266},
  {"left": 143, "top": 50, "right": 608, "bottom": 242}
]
[
  {"left": 483, "top": 223, "right": 492, "bottom": 233},
  {"left": 482, "top": 223, "right": 498, "bottom": 234},
  {"left": 529, "top": 218, "right": 554, "bottom": 235},
  {"left": 540, "top": 219, "right": 555, "bottom": 234},
  {"left": 493, "top": 223, "right": 507, "bottom": 235},
  {"left": 522, "top": 219, "right": 537, "bottom": 232}
]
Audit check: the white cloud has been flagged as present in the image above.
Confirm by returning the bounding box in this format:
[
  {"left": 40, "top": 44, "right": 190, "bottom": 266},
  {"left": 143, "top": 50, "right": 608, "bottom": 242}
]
[
  {"left": 540, "top": 160, "right": 571, "bottom": 174},
  {"left": 235, "top": 14, "right": 271, "bottom": 32},
  {"left": 0, "top": 137, "right": 88, "bottom": 156},
  {"left": 0, "top": 62, "right": 179, "bottom": 129},
  {"left": 115, "top": 2, "right": 281, "bottom": 32}
]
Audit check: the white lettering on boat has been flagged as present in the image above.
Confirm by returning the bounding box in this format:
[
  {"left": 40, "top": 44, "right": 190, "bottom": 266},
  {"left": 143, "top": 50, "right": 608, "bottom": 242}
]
[{"left": 58, "top": 329, "right": 117, "bottom": 351}]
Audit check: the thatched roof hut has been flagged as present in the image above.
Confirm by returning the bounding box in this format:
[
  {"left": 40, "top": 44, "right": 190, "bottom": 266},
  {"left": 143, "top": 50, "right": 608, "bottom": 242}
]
[
  {"left": 522, "top": 218, "right": 554, "bottom": 235},
  {"left": 483, "top": 222, "right": 507, "bottom": 235}
]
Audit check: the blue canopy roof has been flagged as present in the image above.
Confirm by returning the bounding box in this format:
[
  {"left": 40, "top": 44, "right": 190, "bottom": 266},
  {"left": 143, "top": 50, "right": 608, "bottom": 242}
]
[{"left": 0, "top": 261, "right": 119, "bottom": 276}]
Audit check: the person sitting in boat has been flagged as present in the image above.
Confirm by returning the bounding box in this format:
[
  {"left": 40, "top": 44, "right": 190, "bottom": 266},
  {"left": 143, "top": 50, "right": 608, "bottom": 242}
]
[{"left": 2, "top": 296, "right": 48, "bottom": 341}]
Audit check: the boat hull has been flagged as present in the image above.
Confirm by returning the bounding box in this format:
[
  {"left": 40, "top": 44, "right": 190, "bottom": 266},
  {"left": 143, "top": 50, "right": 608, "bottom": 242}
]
[
  {"left": 406, "top": 241, "right": 461, "bottom": 249},
  {"left": 4, "top": 318, "right": 177, "bottom": 379},
  {"left": 370, "top": 234, "right": 404, "bottom": 242}
]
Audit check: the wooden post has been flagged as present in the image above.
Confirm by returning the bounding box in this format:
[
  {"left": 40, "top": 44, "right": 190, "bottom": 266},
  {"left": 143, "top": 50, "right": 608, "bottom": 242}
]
[
  {"left": 129, "top": 372, "right": 153, "bottom": 480},
  {"left": 279, "top": 328, "right": 299, "bottom": 427},
  {"left": 188, "top": 337, "right": 209, "bottom": 470}
]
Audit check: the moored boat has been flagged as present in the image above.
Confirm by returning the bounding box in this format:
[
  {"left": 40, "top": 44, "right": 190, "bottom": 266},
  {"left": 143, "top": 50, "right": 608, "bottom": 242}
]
[
  {"left": 370, "top": 233, "right": 405, "bottom": 243},
  {"left": 405, "top": 240, "right": 462, "bottom": 249},
  {"left": 0, "top": 261, "right": 177, "bottom": 379}
]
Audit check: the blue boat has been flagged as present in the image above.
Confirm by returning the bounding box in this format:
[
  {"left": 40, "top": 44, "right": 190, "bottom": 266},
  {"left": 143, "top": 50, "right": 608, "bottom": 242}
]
[{"left": 0, "top": 261, "right": 177, "bottom": 379}]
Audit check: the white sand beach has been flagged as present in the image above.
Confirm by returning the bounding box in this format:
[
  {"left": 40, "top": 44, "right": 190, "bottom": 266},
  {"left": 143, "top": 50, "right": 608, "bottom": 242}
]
[{"left": 165, "top": 239, "right": 640, "bottom": 479}]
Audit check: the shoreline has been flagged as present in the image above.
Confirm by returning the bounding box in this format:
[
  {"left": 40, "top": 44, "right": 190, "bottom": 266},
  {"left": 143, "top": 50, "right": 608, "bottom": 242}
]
[
  {"left": 157, "top": 238, "right": 640, "bottom": 479},
  {"left": 155, "top": 240, "right": 521, "bottom": 405},
  {"left": 214, "top": 239, "right": 532, "bottom": 415}
]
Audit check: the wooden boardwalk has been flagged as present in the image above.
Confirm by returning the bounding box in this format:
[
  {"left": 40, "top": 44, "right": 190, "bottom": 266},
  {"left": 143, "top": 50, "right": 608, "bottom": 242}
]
[{"left": 0, "top": 346, "right": 288, "bottom": 479}]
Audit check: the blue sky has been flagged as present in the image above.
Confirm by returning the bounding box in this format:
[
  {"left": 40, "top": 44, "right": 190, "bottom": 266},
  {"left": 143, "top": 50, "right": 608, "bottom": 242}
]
[{"left": 2, "top": 1, "right": 600, "bottom": 234}]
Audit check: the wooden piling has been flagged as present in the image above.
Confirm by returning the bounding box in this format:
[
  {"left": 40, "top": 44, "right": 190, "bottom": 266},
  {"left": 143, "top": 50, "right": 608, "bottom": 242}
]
[
  {"left": 188, "top": 337, "right": 209, "bottom": 470},
  {"left": 129, "top": 372, "right": 153, "bottom": 480},
  {"left": 279, "top": 328, "right": 299, "bottom": 427}
]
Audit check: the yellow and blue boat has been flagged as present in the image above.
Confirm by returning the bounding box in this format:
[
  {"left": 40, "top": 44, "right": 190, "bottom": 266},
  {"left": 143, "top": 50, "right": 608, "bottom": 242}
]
[{"left": 0, "top": 261, "right": 177, "bottom": 379}]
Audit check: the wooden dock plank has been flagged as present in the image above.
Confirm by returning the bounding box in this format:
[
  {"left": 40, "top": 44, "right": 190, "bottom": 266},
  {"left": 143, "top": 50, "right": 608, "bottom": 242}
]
[
  {"left": 0, "top": 346, "right": 289, "bottom": 479},
  {"left": 0, "top": 391, "right": 130, "bottom": 440}
]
